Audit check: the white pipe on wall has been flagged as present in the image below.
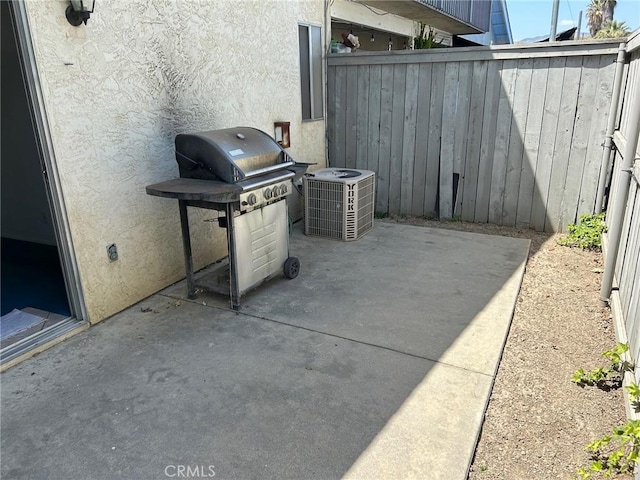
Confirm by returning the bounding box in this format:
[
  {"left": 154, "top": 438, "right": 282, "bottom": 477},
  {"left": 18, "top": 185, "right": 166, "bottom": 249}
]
[{"left": 595, "top": 42, "right": 628, "bottom": 214}]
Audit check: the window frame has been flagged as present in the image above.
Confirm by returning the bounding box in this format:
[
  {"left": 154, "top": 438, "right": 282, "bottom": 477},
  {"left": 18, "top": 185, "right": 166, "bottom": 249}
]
[{"left": 298, "top": 22, "right": 323, "bottom": 122}]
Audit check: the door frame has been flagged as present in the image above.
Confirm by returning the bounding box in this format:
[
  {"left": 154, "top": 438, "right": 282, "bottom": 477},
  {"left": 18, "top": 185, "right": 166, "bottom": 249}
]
[{"left": 8, "top": 2, "right": 88, "bottom": 322}]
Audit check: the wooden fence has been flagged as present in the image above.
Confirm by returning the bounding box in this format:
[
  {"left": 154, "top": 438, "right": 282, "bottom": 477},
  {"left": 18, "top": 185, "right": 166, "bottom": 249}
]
[
  {"left": 327, "top": 41, "right": 620, "bottom": 231},
  {"left": 606, "top": 32, "right": 640, "bottom": 364}
]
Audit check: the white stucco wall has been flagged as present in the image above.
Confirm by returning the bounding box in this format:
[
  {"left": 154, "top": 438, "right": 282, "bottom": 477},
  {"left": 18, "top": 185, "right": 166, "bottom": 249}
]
[{"left": 24, "top": 0, "right": 326, "bottom": 323}]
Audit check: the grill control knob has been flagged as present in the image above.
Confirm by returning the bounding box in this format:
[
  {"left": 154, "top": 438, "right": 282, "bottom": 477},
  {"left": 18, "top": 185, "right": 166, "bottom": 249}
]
[
  {"left": 272, "top": 186, "right": 281, "bottom": 197},
  {"left": 280, "top": 184, "right": 288, "bottom": 194},
  {"left": 247, "top": 193, "right": 257, "bottom": 205},
  {"left": 264, "top": 188, "right": 273, "bottom": 199}
]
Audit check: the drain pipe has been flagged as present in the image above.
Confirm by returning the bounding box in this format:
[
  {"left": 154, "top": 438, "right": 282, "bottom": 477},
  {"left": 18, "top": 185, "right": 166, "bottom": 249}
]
[
  {"left": 596, "top": 43, "right": 628, "bottom": 214},
  {"left": 600, "top": 72, "right": 640, "bottom": 302}
]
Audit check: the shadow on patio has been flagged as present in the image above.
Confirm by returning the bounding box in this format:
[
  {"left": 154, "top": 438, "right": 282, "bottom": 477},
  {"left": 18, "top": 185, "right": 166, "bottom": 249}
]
[{"left": 1, "top": 221, "right": 529, "bottom": 480}]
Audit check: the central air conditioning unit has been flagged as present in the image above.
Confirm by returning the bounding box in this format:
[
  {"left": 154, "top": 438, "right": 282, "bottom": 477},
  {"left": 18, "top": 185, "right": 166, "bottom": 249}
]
[{"left": 303, "top": 168, "right": 376, "bottom": 241}]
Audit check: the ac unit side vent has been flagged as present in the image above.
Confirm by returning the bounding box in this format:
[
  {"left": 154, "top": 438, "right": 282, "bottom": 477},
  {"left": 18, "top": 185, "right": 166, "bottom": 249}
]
[{"left": 303, "top": 169, "right": 376, "bottom": 241}]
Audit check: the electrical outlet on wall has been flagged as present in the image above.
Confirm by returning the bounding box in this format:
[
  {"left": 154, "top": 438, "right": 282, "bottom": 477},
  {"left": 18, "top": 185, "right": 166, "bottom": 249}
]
[{"left": 107, "top": 244, "right": 118, "bottom": 262}]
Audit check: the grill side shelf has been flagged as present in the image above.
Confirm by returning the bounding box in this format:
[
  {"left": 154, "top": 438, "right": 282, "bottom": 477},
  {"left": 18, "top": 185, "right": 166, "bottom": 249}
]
[{"left": 145, "top": 178, "right": 241, "bottom": 204}]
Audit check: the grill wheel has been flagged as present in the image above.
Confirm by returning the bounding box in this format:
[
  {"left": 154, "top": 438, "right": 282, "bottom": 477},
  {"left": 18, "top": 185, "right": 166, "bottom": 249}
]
[{"left": 283, "top": 257, "right": 300, "bottom": 279}]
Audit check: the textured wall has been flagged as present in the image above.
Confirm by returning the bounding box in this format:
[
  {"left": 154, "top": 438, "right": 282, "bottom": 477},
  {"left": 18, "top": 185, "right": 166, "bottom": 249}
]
[{"left": 24, "top": 0, "right": 326, "bottom": 323}]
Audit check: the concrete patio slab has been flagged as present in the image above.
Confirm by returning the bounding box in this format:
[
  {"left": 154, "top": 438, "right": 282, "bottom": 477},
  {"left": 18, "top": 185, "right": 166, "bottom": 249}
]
[
  {"left": 1, "top": 222, "right": 529, "bottom": 480},
  {"left": 165, "top": 222, "right": 529, "bottom": 374}
]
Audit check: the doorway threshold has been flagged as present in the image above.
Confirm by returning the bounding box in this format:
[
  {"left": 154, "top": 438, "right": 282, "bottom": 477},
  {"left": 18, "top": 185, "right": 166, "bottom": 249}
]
[{"left": 0, "top": 316, "right": 88, "bottom": 371}]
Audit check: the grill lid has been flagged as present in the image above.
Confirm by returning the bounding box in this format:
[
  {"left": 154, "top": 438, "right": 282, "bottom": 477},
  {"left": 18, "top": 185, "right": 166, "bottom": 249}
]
[{"left": 175, "top": 127, "right": 294, "bottom": 183}]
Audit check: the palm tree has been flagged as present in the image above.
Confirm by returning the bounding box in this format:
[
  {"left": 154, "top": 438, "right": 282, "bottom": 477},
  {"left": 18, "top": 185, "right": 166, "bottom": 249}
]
[
  {"left": 587, "top": 0, "right": 605, "bottom": 37},
  {"left": 602, "top": 0, "right": 617, "bottom": 24},
  {"left": 587, "top": 0, "right": 618, "bottom": 37},
  {"left": 595, "top": 20, "right": 630, "bottom": 38}
]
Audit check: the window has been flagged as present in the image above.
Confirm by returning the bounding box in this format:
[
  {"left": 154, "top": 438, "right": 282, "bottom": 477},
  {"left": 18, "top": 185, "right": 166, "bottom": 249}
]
[{"left": 298, "top": 24, "right": 323, "bottom": 121}]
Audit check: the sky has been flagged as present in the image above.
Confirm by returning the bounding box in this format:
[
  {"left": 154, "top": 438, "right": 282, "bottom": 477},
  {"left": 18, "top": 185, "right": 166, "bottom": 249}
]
[{"left": 507, "top": 0, "right": 640, "bottom": 41}]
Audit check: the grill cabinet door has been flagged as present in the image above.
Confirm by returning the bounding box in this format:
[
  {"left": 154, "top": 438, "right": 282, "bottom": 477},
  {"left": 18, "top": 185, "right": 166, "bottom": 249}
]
[{"left": 233, "top": 201, "right": 289, "bottom": 294}]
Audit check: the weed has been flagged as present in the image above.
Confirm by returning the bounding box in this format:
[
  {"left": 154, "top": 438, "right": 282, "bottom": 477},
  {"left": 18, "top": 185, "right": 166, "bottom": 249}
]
[
  {"left": 578, "top": 419, "right": 640, "bottom": 478},
  {"left": 558, "top": 213, "right": 606, "bottom": 250},
  {"left": 572, "top": 343, "right": 633, "bottom": 388},
  {"left": 374, "top": 211, "right": 389, "bottom": 219},
  {"left": 626, "top": 382, "right": 640, "bottom": 412}
]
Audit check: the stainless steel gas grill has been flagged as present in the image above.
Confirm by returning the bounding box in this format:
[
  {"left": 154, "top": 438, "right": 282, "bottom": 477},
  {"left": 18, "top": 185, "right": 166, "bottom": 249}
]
[{"left": 146, "top": 127, "right": 307, "bottom": 310}]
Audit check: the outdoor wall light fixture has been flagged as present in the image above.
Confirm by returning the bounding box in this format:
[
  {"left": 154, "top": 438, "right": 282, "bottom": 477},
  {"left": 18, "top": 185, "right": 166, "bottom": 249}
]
[{"left": 65, "top": 0, "right": 95, "bottom": 26}]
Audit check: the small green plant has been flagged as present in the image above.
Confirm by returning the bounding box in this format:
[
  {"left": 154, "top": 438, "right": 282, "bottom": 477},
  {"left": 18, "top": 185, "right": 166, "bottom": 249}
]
[
  {"left": 374, "top": 211, "right": 389, "bottom": 219},
  {"left": 627, "top": 383, "right": 640, "bottom": 402},
  {"left": 577, "top": 419, "right": 640, "bottom": 478},
  {"left": 572, "top": 343, "right": 633, "bottom": 387},
  {"left": 559, "top": 213, "right": 606, "bottom": 250},
  {"left": 413, "top": 24, "right": 446, "bottom": 49},
  {"left": 626, "top": 382, "right": 640, "bottom": 412}
]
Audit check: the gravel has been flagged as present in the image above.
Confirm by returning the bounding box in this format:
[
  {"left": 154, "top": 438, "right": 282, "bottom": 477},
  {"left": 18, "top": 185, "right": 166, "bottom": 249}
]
[{"left": 381, "top": 216, "right": 630, "bottom": 480}]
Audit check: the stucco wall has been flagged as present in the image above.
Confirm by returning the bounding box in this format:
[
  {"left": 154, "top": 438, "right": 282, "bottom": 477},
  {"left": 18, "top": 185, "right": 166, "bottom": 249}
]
[{"left": 24, "top": 0, "right": 326, "bottom": 323}]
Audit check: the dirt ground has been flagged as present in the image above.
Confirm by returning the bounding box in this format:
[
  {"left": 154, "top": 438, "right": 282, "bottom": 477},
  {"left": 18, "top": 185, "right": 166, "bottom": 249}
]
[{"left": 381, "top": 216, "right": 630, "bottom": 480}]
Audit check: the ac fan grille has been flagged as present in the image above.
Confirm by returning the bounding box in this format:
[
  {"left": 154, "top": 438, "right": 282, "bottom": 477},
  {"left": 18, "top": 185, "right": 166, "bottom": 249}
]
[{"left": 305, "top": 180, "right": 344, "bottom": 239}]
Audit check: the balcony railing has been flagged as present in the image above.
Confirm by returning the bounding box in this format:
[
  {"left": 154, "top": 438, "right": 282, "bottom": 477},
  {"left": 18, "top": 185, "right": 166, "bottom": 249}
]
[{"left": 358, "top": 0, "right": 492, "bottom": 34}]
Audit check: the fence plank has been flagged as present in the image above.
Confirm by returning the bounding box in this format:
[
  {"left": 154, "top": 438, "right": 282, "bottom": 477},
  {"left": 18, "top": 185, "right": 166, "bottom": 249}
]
[
  {"left": 388, "top": 64, "right": 407, "bottom": 214},
  {"left": 345, "top": 66, "right": 359, "bottom": 169},
  {"left": 616, "top": 61, "right": 630, "bottom": 139},
  {"left": 488, "top": 59, "right": 517, "bottom": 225},
  {"left": 627, "top": 252, "right": 640, "bottom": 357},
  {"left": 367, "top": 65, "right": 382, "bottom": 176},
  {"left": 333, "top": 66, "right": 348, "bottom": 168},
  {"left": 376, "top": 65, "right": 394, "bottom": 212},
  {"left": 401, "top": 64, "right": 420, "bottom": 214},
  {"left": 626, "top": 216, "right": 640, "bottom": 341},
  {"left": 516, "top": 57, "right": 550, "bottom": 228},
  {"left": 530, "top": 56, "right": 566, "bottom": 231},
  {"left": 453, "top": 61, "right": 473, "bottom": 217},
  {"left": 356, "top": 65, "right": 370, "bottom": 171},
  {"left": 503, "top": 58, "right": 533, "bottom": 226},
  {"left": 412, "top": 63, "right": 433, "bottom": 216},
  {"left": 622, "top": 184, "right": 640, "bottom": 341},
  {"left": 620, "top": 184, "right": 639, "bottom": 316},
  {"left": 560, "top": 55, "right": 600, "bottom": 229},
  {"left": 461, "top": 60, "right": 488, "bottom": 222},
  {"left": 425, "top": 63, "right": 446, "bottom": 216},
  {"left": 577, "top": 55, "right": 617, "bottom": 217},
  {"left": 615, "top": 171, "right": 635, "bottom": 279},
  {"left": 620, "top": 52, "right": 640, "bottom": 142},
  {"left": 474, "top": 60, "right": 501, "bottom": 223},
  {"left": 439, "top": 62, "right": 459, "bottom": 219},
  {"left": 544, "top": 56, "right": 584, "bottom": 231}
]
